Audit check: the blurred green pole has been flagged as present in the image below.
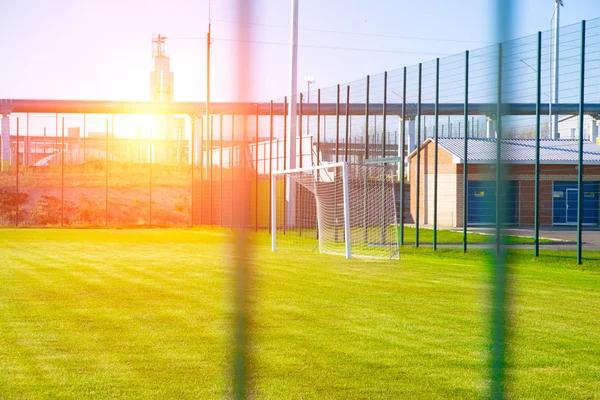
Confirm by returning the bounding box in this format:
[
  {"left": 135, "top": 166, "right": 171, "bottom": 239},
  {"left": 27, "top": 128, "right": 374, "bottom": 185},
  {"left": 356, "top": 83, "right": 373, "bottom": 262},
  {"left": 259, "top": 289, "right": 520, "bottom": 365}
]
[
  {"left": 399, "top": 67, "right": 407, "bottom": 246},
  {"left": 415, "top": 63, "right": 422, "bottom": 247},
  {"left": 577, "top": 20, "right": 586, "bottom": 265},
  {"left": 534, "top": 32, "right": 542, "bottom": 257},
  {"left": 433, "top": 59, "right": 440, "bottom": 250},
  {"left": 490, "top": 41, "right": 507, "bottom": 400},
  {"left": 463, "top": 51, "right": 469, "bottom": 253},
  {"left": 490, "top": 1, "right": 514, "bottom": 396}
]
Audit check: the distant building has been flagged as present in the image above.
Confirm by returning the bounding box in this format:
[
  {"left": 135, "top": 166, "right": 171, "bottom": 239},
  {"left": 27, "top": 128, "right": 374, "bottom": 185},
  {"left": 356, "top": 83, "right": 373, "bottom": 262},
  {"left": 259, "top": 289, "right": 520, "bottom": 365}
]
[{"left": 407, "top": 138, "right": 600, "bottom": 227}]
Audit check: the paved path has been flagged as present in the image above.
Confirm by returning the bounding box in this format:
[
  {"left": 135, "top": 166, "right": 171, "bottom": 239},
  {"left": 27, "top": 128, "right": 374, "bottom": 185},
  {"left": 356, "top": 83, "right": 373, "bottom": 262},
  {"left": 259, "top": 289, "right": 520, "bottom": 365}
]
[{"left": 404, "top": 225, "right": 600, "bottom": 251}]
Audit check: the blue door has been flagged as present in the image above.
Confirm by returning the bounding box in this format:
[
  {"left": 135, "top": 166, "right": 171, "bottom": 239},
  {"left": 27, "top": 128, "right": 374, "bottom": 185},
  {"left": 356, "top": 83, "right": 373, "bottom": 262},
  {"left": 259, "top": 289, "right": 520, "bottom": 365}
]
[
  {"left": 566, "top": 189, "right": 578, "bottom": 224},
  {"left": 467, "top": 181, "right": 518, "bottom": 225},
  {"left": 553, "top": 182, "right": 599, "bottom": 225}
]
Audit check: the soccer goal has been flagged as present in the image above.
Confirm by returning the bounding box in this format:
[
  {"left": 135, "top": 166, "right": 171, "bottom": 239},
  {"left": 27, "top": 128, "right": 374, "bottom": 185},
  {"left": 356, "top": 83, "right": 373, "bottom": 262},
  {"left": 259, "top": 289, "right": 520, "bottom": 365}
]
[{"left": 271, "top": 162, "right": 399, "bottom": 259}]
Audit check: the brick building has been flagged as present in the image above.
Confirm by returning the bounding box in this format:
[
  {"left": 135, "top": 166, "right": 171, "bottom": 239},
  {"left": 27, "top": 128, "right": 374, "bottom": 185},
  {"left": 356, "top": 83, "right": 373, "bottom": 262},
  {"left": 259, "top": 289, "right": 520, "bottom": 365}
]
[{"left": 407, "top": 138, "right": 600, "bottom": 227}]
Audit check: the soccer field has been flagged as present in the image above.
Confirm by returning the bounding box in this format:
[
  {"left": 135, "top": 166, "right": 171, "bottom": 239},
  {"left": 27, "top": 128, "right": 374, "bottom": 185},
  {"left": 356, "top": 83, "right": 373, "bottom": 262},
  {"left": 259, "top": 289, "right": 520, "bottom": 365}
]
[{"left": 1, "top": 229, "right": 599, "bottom": 399}]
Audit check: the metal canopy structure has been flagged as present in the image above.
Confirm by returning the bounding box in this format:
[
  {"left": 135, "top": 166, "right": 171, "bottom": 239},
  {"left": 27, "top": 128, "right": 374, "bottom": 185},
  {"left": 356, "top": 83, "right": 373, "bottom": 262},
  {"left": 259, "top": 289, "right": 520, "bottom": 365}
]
[{"left": 2, "top": 99, "right": 600, "bottom": 118}]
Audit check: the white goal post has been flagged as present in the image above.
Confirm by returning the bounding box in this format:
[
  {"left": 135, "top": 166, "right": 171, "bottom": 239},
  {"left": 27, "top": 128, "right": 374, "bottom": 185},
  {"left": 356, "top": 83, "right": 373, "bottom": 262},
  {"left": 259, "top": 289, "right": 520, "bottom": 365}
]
[{"left": 271, "top": 162, "right": 399, "bottom": 259}]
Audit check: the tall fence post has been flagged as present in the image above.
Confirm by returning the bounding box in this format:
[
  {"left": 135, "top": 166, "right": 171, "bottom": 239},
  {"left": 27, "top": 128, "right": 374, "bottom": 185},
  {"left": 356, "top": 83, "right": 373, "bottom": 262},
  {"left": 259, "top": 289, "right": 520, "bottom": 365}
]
[
  {"left": 316, "top": 90, "right": 321, "bottom": 165},
  {"left": 268, "top": 101, "right": 274, "bottom": 233},
  {"left": 336, "top": 85, "right": 340, "bottom": 163},
  {"left": 299, "top": 94, "right": 303, "bottom": 168},
  {"left": 15, "top": 117, "right": 19, "bottom": 227},
  {"left": 255, "top": 104, "right": 259, "bottom": 232},
  {"left": 415, "top": 63, "right": 422, "bottom": 247},
  {"left": 199, "top": 113, "right": 204, "bottom": 225},
  {"left": 61, "top": 117, "right": 65, "bottom": 227},
  {"left": 231, "top": 114, "right": 235, "bottom": 230},
  {"left": 283, "top": 98, "right": 287, "bottom": 234},
  {"left": 105, "top": 119, "right": 109, "bottom": 227},
  {"left": 434, "top": 59, "right": 440, "bottom": 250},
  {"left": 399, "top": 66, "right": 407, "bottom": 246},
  {"left": 149, "top": 128, "right": 153, "bottom": 226},
  {"left": 365, "top": 75, "right": 370, "bottom": 161},
  {"left": 209, "top": 115, "right": 214, "bottom": 226},
  {"left": 220, "top": 113, "right": 224, "bottom": 228},
  {"left": 577, "top": 20, "right": 586, "bottom": 265},
  {"left": 381, "top": 71, "right": 388, "bottom": 246},
  {"left": 534, "top": 31, "right": 542, "bottom": 257},
  {"left": 382, "top": 71, "right": 387, "bottom": 159},
  {"left": 463, "top": 50, "right": 470, "bottom": 253},
  {"left": 345, "top": 85, "right": 350, "bottom": 162},
  {"left": 191, "top": 116, "right": 196, "bottom": 227}
]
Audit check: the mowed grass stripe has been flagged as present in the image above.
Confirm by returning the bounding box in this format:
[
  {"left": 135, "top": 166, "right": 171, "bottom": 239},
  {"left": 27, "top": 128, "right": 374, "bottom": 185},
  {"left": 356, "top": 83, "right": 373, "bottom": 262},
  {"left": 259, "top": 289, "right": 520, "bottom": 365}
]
[
  {"left": 0, "top": 229, "right": 599, "bottom": 398},
  {"left": 0, "top": 229, "right": 230, "bottom": 398}
]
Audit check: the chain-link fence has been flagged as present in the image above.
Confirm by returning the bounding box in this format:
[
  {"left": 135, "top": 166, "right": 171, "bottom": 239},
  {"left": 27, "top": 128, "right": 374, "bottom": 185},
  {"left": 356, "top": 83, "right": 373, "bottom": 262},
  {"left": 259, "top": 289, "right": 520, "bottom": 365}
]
[{"left": 1, "top": 17, "right": 600, "bottom": 263}]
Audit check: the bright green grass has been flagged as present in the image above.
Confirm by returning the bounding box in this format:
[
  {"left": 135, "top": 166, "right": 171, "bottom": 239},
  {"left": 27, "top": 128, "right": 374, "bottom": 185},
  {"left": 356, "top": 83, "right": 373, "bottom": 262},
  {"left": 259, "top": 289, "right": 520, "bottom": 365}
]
[{"left": 1, "top": 229, "right": 599, "bottom": 399}]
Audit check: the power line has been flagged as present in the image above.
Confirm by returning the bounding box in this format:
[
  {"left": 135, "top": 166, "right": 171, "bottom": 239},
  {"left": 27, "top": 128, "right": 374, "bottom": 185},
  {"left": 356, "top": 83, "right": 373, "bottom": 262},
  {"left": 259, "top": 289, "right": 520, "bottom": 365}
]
[
  {"left": 211, "top": 17, "right": 492, "bottom": 45},
  {"left": 170, "top": 36, "right": 452, "bottom": 55}
]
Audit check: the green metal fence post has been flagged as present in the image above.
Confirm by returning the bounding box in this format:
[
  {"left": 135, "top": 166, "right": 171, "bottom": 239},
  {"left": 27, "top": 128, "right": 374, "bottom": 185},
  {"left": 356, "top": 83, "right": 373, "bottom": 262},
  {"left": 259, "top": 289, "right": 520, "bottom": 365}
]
[
  {"left": 220, "top": 113, "right": 224, "bottom": 228},
  {"left": 365, "top": 75, "right": 370, "bottom": 161},
  {"left": 15, "top": 117, "right": 19, "bottom": 227},
  {"left": 345, "top": 85, "right": 350, "bottom": 162},
  {"left": 383, "top": 71, "right": 388, "bottom": 159},
  {"left": 399, "top": 66, "right": 407, "bottom": 246},
  {"left": 283, "top": 98, "right": 287, "bottom": 234},
  {"left": 434, "top": 59, "right": 440, "bottom": 250},
  {"left": 299, "top": 94, "right": 303, "bottom": 169},
  {"left": 415, "top": 63, "right": 422, "bottom": 247},
  {"left": 105, "top": 119, "right": 109, "bottom": 227},
  {"left": 255, "top": 104, "right": 259, "bottom": 232},
  {"left": 191, "top": 117, "right": 195, "bottom": 227},
  {"left": 231, "top": 113, "right": 236, "bottom": 230},
  {"left": 336, "top": 85, "right": 340, "bottom": 163},
  {"left": 534, "top": 31, "right": 542, "bottom": 257},
  {"left": 577, "top": 20, "right": 586, "bottom": 265},
  {"left": 317, "top": 90, "right": 321, "bottom": 166},
  {"left": 463, "top": 50, "right": 470, "bottom": 253},
  {"left": 381, "top": 71, "right": 388, "bottom": 246},
  {"left": 61, "top": 117, "right": 65, "bottom": 227},
  {"left": 269, "top": 101, "right": 274, "bottom": 233}
]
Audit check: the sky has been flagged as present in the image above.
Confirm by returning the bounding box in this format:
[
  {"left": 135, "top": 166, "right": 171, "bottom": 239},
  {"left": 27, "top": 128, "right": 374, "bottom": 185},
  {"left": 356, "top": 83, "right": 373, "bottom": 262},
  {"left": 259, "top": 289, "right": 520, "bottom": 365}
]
[{"left": 1, "top": 0, "right": 600, "bottom": 103}]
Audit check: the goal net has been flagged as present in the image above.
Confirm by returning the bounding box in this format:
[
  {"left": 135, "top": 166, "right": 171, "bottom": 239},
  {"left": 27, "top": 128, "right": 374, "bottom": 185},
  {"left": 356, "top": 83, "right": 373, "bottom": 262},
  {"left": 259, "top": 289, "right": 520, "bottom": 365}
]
[{"left": 271, "top": 162, "right": 399, "bottom": 259}]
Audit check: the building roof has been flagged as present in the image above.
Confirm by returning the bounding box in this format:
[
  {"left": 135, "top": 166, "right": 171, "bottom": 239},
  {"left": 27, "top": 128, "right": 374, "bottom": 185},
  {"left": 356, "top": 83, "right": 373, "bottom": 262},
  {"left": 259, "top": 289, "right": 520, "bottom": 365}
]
[{"left": 409, "top": 138, "right": 600, "bottom": 164}]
